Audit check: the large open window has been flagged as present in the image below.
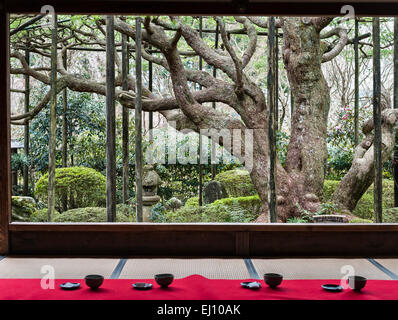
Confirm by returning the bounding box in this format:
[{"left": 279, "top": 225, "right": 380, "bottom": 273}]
[{"left": 2, "top": 0, "right": 398, "bottom": 256}]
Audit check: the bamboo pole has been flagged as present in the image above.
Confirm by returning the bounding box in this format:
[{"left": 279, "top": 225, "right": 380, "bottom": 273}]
[
  {"left": 198, "top": 16, "right": 203, "bottom": 206},
  {"left": 10, "top": 88, "right": 26, "bottom": 93},
  {"left": 22, "top": 49, "right": 30, "bottom": 196},
  {"left": 268, "top": 17, "right": 277, "bottom": 223},
  {"left": 122, "top": 30, "right": 130, "bottom": 204},
  {"left": 47, "top": 14, "right": 57, "bottom": 221},
  {"left": 148, "top": 47, "right": 153, "bottom": 141},
  {"left": 275, "top": 25, "right": 279, "bottom": 130},
  {"left": 61, "top": 49, "right": 68, "bottom": 212},
  {"left": 10, "top": 15, "right": 44, "bottom": 36},
  {"left": 62, "top": 50, "right": 68, "bottom": 169},
  {"left": 211, "top": 21, "right": 219, "bottom": 180},
  {"left": 354, "top": 18, "right": 359, "bottom": 147},
  {"left": 106, "top": 16, "right": 116, "bottom": 222},
  {"left": 135, "top": 17, "right": 143, "bottom": 222},
  {"left": 373, "top": 17, "right": 382, "bottom": 223},
  {"left": 394, "top": 17, "right": 398, "bottom": 207}
]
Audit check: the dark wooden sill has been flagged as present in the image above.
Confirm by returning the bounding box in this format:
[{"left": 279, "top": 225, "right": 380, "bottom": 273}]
[{"left": 9, "top": 222, "right": 398, "bottom": 232}]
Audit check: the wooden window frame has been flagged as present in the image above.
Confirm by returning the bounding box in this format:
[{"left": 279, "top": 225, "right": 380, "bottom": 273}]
[{"left": 2, "top": 0, "right": 398, "bottom": 257}]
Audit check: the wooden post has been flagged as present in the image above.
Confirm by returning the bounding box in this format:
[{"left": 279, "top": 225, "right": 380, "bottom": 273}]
[
  {"left": 268, "top": 17, "right": 277, "bottom": 223},
  {"left": 23, "top": 49, "right": 30, "bottom": 196},
  {"left": 354, "top": 18, "right": 359, "bottom": 147},
  {"left": 373, "top": 17, "right": 382, "bottom": 223},
  {"left": 47, "top": 14, "right": 58, "bottom": 222},
  {"left": 135, "top": 17, "right": 143, "bottom": 222},
  {"left": 106, "top": 16, "right": 116, "bottom": 222},
  {"left": 122, "top": 30, "right": 130, "bottom": 204},
  {"left": 394, "top": 17, "right": 398, "bottom": 207},
  {"left": 198, "top": 16, "right": 203, "bottom": 206},
  {"left": 211, "top": 20, "right": 219, "bottom": 180},
  {"left": 0, "top": 6, "right": 10, "bottom": 254}
]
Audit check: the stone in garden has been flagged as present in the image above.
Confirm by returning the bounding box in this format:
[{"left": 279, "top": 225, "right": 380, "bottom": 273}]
[
  {"left": 142, "top": 165, "right": 162, "bottom": 222},
  {"left": 142, "top": 164, "right": 161, "bottom": 196},
  {"left": 203, "top": 180, "right": 227, "bottom": 204},
  {"left": 214, "top": 169, "right": 255, "bottom": 197},
  {"left": 166, "top": 197, "right": 183, "bottom": 211},
  {"left": 11, "top": 196, "right": 38, "bottom": 221},
  {"left": 313, "top": 215, "right": 348, "bottom": 223}
]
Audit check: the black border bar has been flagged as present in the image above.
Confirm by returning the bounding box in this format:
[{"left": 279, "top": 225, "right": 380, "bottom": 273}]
[{"left": 4, "top": 1, "right": 398, "bottom": 16}]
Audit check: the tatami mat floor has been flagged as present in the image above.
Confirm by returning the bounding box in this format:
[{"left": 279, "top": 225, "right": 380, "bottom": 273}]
[
  {"left": 252, "top": 258, "right": 390, "bottom": 280},
  {"left": 119, "top": 258, "right": 250, "bottom": 279},
  {"left": 0, "top": 256, "right": 397, "bottom": 280}
]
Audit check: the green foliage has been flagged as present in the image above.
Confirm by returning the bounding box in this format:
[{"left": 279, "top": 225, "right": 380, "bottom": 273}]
[
  {"left": 185, "top": 197, "right": 199, "bottom": 207},
  {"left": 150, "top": 202, "right": 168, "bottom": 222},
  {"left": 53, "top": 207, "right": 130, "bottom": 222},
  {"left": 11, "top": 152, "right": 29, "bottom": 172},
  {"left": 322, "top": 179, "right": 394, "bottom": 220},
  {"left": 316, "top": 202, "right": 342, "bottom": 215},
  {"left": 29, "top": 208, "right": 61, "bottom": 222},
  {"left": 326, "top": 103, "right": 393, "bottom": 179},
  {"left": 294, "top": 203, "right": 316, "bottom": 223},
  {"left": 215, "top": 169, "right": 255, "bottom": 197},
  {"left": 322, "top": 180, "right": 340, "bottom": 200},
  {"left": 286, "top": 217, "right": 308, "bottom": 223},
  {"left": 381, "top": 208, "right": 398, "bottom": 223},
  {"left": 326, "top": 148, "right": 353, "bottom": 180},
  {"left": 276, "top": 131, "right": 290, "bottom": 166},
  {"left": 349, "top": 218, "right": 373, "bottom": 224},
  {"left": 116, "top": 203, "right": 134, "bottom": 218},
  {"left": 149, "top": 124, "right": 241, "bottom": 202},
  {"left": 213, "top": 195, "right": 261, "bottom": 216},
  {"left": 29, "top": 91, "right": 106, "bottom": 173},
  {"left": 155, "top": 163, "right": 240, "bottom": 203},
  {"left": 34, "top": 167, "right": 106, "bottom": 212},
  {"left": 155, "top": 195, "right": 261, "bottom": 223},
  {"left": 295, "top": 201, "right": 342, "bottom": 222},
  {"left": 160, "top": 206, "right": 204, "bottom": 223},
  {"left": 326, "top": 104, "right": 365, "bottom": 180}
]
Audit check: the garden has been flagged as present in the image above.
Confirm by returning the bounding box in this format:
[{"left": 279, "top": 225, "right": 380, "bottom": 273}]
[{"left": 9, "top": 14, "right": 398, "bottom": 224}]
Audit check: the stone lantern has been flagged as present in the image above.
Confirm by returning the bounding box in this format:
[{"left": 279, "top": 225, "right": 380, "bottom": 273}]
[{"left": 142, "top": 165, "right": 161, "bottom": 222}]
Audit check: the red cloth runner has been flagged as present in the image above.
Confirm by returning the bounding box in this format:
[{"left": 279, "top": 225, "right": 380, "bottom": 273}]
[{"left": 0, "top": 275, "right": 397, "bottom": 300}]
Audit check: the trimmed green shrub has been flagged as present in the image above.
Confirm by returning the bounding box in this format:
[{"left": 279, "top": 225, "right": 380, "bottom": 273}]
[
  {"left": 116, "top": 203, "right": 134, "bottom": 218},
  {"left": 323, "top": 179, "right": 394, "bottom": 220},
  {"left": 53, "top": 207, "right": 129, "bottom": 222},
  {"left": 213, "top": 195, "right": 262, "bottom": 216},
  {"left": 185, "top": 197, "right": 199, "bottom": 207},
  {"left": 161, "top": 206, "right": 205, "bottom": 223},
  {"left": 382, "top": 208, "right": 398, "bottom": 223},
  {"left": 349, "top": 218, "right": 373, "bottom": 223},
  {"left": 34, "top": 167, "right": 106, "bottom": 212},
  {"left": 215, "top": 169, "right": 255, "bottom": 197},
  {"left": 159, "top": 195, "right": 262, "bottom": 223},
  {"left": 29, "top": 208, "right": 60, "bottom": 222}
]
